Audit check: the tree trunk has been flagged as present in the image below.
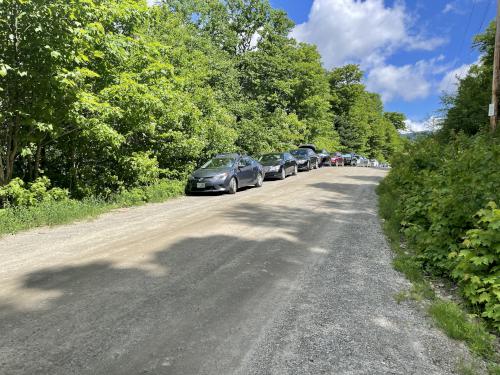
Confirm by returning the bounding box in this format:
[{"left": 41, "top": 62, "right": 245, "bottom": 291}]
[{"left": 34, "top": 141, "right": 43, "bottom": 179}]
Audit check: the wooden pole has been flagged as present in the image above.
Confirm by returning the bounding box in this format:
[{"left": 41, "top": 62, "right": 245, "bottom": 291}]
[{"left": 490, "top": 0, "right": 500, "bottom": 132}]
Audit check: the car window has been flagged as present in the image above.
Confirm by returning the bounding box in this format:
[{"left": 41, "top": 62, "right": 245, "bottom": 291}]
[
  {"left": 201, "top": 157, "right": 235, "bottom": 169},
  {"left": 291, "top": 150, "right": 308, "bottom": 157},
  {"left": 258, "top": 153, "right": 281, "bottom": 163},
  {"left": 241, "top": 157, "right": 252, "bottom": 166}
]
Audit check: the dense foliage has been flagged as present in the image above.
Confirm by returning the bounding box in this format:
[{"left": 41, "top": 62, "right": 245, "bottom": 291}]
[
  {"left": 379, "top": 24, "right": 500, "bottom": 330},
  {"left": 379, "top": 134, "right": 500, "bottom": 329},
  {"left": 0, "top": 0, "right": 403, "bottom": 201}
]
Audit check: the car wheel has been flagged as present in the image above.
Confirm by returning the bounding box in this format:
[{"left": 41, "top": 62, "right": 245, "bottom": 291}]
[
  {"left": 228, "top": 177, "right": 237, "bottom": 194},
  {"left": 314, "top": 160, "right": 319, "bottom": 169},
  {"left": 255, "top": 173, "right": 264, "bottom": 187},
  {"left": 306, "top": 162, "right": 311, "bottom": 171},
  {"left": 279, "top": 168, "right": 286, "bottom": 180},
  {"left": 293, "top": 165, "right": 298, "bottom": 175}
]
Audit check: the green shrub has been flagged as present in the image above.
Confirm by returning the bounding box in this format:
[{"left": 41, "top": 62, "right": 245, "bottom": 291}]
[
  {"left": 0, "top": 179, "right": 185, "bottom": 236},
  {"left": 378, "top": 132, "right": 500, "bottom": 330},
  {"left": 451, "top": 202, "right": 500, "bottom": 329},
  {"left": 0, "top": 177, "right": 69, "bottom": 208},
  {"left": 121, "top": 152, "right": 163, "bottom": 187}
]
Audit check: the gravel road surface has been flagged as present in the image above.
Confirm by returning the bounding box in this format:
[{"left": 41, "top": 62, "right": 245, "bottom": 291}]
[{"left": 0, "top": 167, "right": 471, "bottom": 374}]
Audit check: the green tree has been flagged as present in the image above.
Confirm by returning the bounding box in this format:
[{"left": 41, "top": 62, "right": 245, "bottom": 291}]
[{"left": 441, "top": 22, "right": 495, "bottom": 137}]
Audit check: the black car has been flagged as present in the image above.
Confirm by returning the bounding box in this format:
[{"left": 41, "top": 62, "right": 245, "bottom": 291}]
[
  {"left": 316, "top": 149, "right": 331, "bottom": 167},
  {"left": 186, "top": 153, "right": 264, "bottom": 194},
  {"left": 290, "top": 148, "right": 320, "bottom": 171},
  {"left": 258, "top": 152, "right": 298, "bottom": 180}
]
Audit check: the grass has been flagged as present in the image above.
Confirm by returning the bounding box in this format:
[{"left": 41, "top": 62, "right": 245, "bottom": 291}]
[
  {"left": 428, "top": 301, "right": 495, "bottom": 359},
  {"left": 0, "top": 179, "right": 185, "bottom": 236},
  {"left": 377, "top": 182, "right": 499, "bottom": 373}
]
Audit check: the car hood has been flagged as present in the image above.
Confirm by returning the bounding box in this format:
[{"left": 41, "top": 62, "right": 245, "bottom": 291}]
[{"left": 192, "top": 167, "right": 232, "bottom": 178}]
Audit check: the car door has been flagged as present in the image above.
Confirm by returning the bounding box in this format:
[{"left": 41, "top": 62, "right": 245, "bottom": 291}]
[{"left": 236, "top": 157, "right": 253, "bottom": 186}]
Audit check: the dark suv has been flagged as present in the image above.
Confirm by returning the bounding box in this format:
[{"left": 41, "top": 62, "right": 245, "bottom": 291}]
[
  {"left": 316, "top": 149, "right": 332, "bottom": 167},
  {"left": 186, "top": 153, "right": 264, "bottom": 194}
]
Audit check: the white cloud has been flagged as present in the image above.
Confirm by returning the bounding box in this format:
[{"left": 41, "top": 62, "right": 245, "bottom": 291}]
[
  {"left": 443, "top": 3, "right": 456, "bottom": 14},
  {"left": 366, "top": 64, "right": 431, "bottom": 102},
  {"left": 366, "top": 57, "right": 451, "bottom": 102},
  {"left": 404, "top": 116, "right": 443, "bottom": 132},
  {"left": 442, "top": 2, "right": 467, "bottom": 15},
  {"left": 439, "top": 63, "right": 473, "bottom": 94},
  {"left": 291, "top": 0, "right": 446, "bottom": 68}
]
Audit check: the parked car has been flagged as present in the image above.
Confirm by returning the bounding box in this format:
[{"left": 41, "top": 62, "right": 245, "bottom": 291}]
[
  {"left": 370, "top": 159, "right": 379, "bottom": 167},
  {"left": 290, "top": 148, "right": 320, "bottom": 171},
  {"left": 186, "top": 153, "right": 264, "bottom": 194},
  {"left": 330, "top": 152, "right": 345, "bottom": 166},
  {"left": 355, "top": 156, "right": 370, "bottom": 167},
  {"left": 316, "top": 149, "right": 332, "bottom": 167},
  {"left": 342, "top": 153, "right": 355, "bottom": 166},
  {"left": 258, "top": 152, "right": 298, "bottom": 180}
]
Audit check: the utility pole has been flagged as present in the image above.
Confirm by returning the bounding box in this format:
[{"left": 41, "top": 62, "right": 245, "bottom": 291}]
[{"left": 490, "top": 0, "right": 500, "bottom": 132}]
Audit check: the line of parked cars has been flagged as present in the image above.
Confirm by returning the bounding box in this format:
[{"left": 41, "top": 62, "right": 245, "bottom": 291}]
[{"left": 185, "top": 145, "right": 385, "bottom": 194}]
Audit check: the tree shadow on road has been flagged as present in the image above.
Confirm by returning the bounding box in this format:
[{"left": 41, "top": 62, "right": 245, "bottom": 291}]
[{"left": 0, "top": 177, "right": 380, "bottom": 374}]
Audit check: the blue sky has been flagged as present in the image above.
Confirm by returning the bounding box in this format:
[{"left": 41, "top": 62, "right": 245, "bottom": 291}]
[{"left": 270, "top": 0, "right": 496, "bottom": 131}]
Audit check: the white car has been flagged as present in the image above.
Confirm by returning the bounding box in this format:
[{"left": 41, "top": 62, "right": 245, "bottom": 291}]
[{"left": 356, "top": 156, "right": 370, "bottom": 167}]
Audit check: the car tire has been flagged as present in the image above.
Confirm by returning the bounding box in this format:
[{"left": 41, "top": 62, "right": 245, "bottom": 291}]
[
  {"left": 293, "top": 165, "right": 298, "bottom": 175},
  {"left": 306, "top": 162, "right": 311, "bottom": 171},
  {"left": 228, "top": 177, "right": 237, "bottom": 194},
  {"left": 314, "top": 160, "right": 319, "bottom": 169},
  {"left": 279, "top": 168, "right": 286, "bottom": 180},
  {"left": 255, "top": 173, "right": 264, "bottom": 187}
]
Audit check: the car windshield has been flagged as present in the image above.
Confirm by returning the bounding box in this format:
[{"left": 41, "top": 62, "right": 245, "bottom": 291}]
[
  {"left": 342, "top": 154, "right": 351, "bottom": 158},
  {"left": 201, "top": 157, "right": 235, "bottom": 169},
  {"left": 258, "top": 153, "right": 282, "bottom": 162},
  {"left": 291, "top": 150, "right": 308, "bottom": 157}
]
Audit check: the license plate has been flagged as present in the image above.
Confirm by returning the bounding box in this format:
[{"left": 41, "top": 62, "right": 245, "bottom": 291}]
[{"left": 197, "top": 183, "right": 206, "bottom": 189}]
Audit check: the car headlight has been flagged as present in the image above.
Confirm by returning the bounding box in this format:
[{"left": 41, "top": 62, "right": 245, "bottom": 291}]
[
  {"left": 213, "top": 172, "right": 228, "bottom": 180},
  {"left": 298, "top": 159, "right": 307, "bottom": 163},
  {"left": 269, "top": 166, "right": 280, "bottom": 172}
]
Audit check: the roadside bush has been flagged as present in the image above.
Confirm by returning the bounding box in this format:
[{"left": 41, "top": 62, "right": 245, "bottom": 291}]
[
  {"left": 0, "top": 177, "right": 69, "bottom": 208},
  {"left": 378, "top": 132, "right": 500, "bottom": 329},
  {"left": 121, "top": 152, "right": 163, "bottom": 187},
  {"left": 0, "top": 179, "right": 185, "bottom": 236},
  {"left": 452, "top": 202, "right": 500, "bottom": 330}
]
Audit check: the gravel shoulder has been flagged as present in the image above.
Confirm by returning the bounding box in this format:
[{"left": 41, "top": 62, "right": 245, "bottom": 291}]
[{"left": 0, "top": 167, "right": 472, "bottom": 374}]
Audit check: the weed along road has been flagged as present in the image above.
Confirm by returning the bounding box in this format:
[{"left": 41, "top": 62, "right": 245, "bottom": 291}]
[{"left": 0, "top": 167, "right": 471, "bottom": 375}]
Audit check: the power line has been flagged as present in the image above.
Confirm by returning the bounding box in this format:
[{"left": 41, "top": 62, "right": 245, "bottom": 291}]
[
  {"left": 445, "top": 0, "right": 495, "bottom": 93},
  {"left": 443, "top": 0, "right": 477, "bottom": 94}
]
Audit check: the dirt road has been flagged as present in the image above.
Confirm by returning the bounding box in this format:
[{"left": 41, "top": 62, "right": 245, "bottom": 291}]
[{"left": 0, "top": 167, "right": 470, "bottom": 374}]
